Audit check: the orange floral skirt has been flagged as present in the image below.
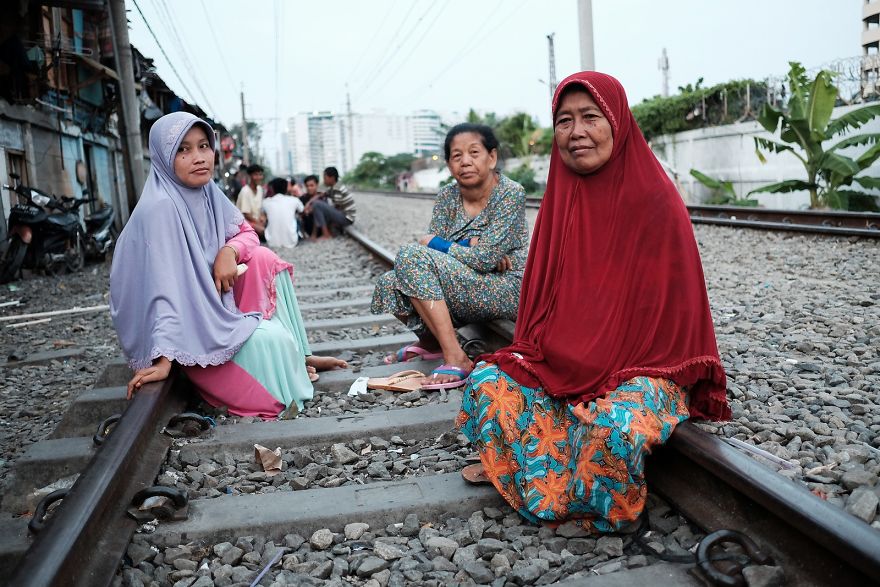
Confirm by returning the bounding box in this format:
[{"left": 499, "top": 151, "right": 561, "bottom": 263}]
[{"left": 456, "top": 362, "right": 689, "bottom": 532}]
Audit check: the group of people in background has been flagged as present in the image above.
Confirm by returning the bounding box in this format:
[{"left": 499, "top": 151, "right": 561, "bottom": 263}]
[{"left": 230, "top": 164, "right": 356, "bottom": 248}]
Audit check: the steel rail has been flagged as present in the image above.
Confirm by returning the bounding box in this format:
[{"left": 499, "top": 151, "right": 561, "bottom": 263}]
[
  {"left": 345, "top": 228, "right": 880, "bottom": 585},
  {"left": 354, "top": 189, "right": 880, "bottom": 238},
  {"left": 9, "top": 375, "right": 188, "bottom": 587}
]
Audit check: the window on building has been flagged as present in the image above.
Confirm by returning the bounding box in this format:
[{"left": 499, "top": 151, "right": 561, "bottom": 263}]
[{"left": 6, "top": 151, "right": 29, "bottom": 186}]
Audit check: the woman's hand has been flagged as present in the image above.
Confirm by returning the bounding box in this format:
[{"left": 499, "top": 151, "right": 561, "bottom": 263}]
[
  {"left": 496, "top": 255, "right": 512, "bottom": 272},
  {"left": 127, "top": 357, "right": 172, "bottom": 399},
  {"left": 418, "top": 234, "right": 435, "bottom": 246},
  {"left": 469, "top": 236, "right": 480, "bottom": 247},
  {"left": 213, "top": 245, "right": 238, "bottom": 294}
]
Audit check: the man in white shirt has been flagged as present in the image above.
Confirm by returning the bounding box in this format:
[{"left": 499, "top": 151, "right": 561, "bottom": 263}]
[
  {"left": 262, "top": 177, "right": 304, "bottom": 248},
  {"left": 236, "top": 164, "right": 266, "bottom": 237}
]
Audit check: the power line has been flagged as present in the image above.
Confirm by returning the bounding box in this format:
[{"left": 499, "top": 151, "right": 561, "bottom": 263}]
[
  {"left": 130, "top": 0, "right": 199, "bottom": 104},
  {"left": 354, "top": 1, "right": 420, "bottom": 95},
  {"left": 199, "top": 0, "right": 235, "bottom": 88},
  {"left": 357, "top": 1, "right": 441, "bottom": 99},
  {"left": 151, "top": 0, "right": 216, "bottom": 115},
  {"left": 345, "top": 0, "right": 401, "bottom": 83},
  {"left": 274, "top": 0, "right": 281, "bottom": 167},
  {"left": 403, "top": 0, "right": 528, "bottom": 103},
  {"left": 359, "top": 1, "right": 448, "bottom": 104}
]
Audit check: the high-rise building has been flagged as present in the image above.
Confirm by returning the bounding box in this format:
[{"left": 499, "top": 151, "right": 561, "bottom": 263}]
[
  {"left": 350, "top": 111, "right": 412, "bottom": 167},
  {"left": 410, "top": 110, "right": 443, "bottom": 156},
  {"left": 288, "top": 114, "right": 312, "bottom": 175},
  {"left": 278, "top": 132, "right": 291, "bottom": 176},
  {"left": 285, "top": 108, "right": 455, "bottom": 176},
  {"left": 862, "top": 0, "right": 880, "bottom": 97}
]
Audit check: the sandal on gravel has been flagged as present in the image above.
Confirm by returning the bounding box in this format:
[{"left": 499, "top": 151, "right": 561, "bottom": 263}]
[
  {"left": 367, "top": 370, "right": 426, "bottom": 392},
  {"left": 420, "top": 364, "right": 471, "bottom": 391},
  {"left": 383, "top": 345, "right": 443, "bottom": 365},
  {"left": 461, "top": 463, "right": 492, "bottom": 485}
]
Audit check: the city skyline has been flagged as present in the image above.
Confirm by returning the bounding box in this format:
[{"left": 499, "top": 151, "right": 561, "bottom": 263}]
[{"left": 125, "top": 0, "right": 862, "bottom": 169}]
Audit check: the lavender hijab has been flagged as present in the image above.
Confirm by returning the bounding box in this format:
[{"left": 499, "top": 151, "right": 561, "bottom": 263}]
[{"left": 110, "top": 112, "right": 260, "bottom": 370}]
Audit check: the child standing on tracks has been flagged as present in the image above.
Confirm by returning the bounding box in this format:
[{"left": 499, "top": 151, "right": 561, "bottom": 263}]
[
  {"left": 456, "top": 72, "right": 731, "bottom": 531},
  {"left": 110, "top": 112, "right": 345, "bottom": 419}
]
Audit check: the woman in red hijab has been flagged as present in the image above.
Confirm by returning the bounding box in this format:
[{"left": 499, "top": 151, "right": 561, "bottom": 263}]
[{"left": 456, "top": 71, "right": 730, "bottom": 531}]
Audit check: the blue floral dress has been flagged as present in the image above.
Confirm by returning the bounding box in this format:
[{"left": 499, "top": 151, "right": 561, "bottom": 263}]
[{"left": 371, "top": 174, "right": 527, "bottom": 336}]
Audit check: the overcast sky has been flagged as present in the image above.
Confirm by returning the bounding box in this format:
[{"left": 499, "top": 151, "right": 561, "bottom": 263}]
[{"left": 127, "top": 0, "right": 861, "bottom": 165}]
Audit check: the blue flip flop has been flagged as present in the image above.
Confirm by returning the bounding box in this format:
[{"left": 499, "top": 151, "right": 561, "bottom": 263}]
[{"left": 420, "top": 364, "right": 472, "bottom": 390}]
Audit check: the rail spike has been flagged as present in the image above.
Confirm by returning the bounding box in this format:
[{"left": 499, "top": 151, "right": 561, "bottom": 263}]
[
  {"left": 93, "top": 413, "right": 122, "bottom": 446},
  {"left": 164, "top": 412, "right": 212, "bottom": 438},
  {"left": 696, "top": 529, "right": 775, "bottom": 587}
]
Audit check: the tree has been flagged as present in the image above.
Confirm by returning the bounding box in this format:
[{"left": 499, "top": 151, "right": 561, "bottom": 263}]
[
  {"left": 506, "top": 163, "right": 539, "bottom": 194},
  {"left": 532, "top": 127, "right": 554, "bottom": 156},
  {"left": 751, "top": 62, "right": 880, "bottom": 210},
  {"left": 345, "top": 151, "right": 416, "bottom": 189},
  {"left": 229, "top": 120, "right": 267, "bottom": 166},
  {"left": 496, "top": 113, "right": 539, "bottom": 158}
]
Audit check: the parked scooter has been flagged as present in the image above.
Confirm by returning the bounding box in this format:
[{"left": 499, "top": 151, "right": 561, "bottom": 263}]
[
  {"left": 0, "top": 173, "right": 85, "bottom": 283},
  {"left": 59, "top": 189, "right": 118, "bottom": 259}
]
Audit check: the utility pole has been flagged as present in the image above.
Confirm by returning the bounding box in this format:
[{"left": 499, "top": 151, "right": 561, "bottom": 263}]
[
  {"left": 240, "top": 89, "right": 250, "bottom": 165},
  {"left": 546, "top": 33, "right": 557, "bottom": 103},
  {"left": 107, "top": 0, "right": 145, "bottom": 211},
  {"left": 659, "top": 47, "right": 670, "bottom": 97},
  {"left": 346, "top": 86, "right": 354, "bottom": 173},
  {"left": 577, "top": 0, "right": 595, "bottom": 71}
]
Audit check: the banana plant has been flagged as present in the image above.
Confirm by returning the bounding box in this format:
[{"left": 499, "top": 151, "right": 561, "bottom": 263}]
[
  {"left": 751, "top": 62, "right": 880, "bottom": 210},
  {"left": 689, "top": 169, "right": 758, "bottom": 206}
]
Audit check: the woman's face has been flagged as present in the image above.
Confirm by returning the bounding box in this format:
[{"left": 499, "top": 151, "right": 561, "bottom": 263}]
[
  {"left": 554, "top": 88, "right": 614, "bottom": 175},
  {"left": 447, "top": 132, "right": 497, "bottom": 190},
  {"left": 173, "top": 126, "right": 214, "bottom": 188}
]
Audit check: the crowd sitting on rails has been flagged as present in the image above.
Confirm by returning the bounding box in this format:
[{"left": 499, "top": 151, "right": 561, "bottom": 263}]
[
  {"left": 232, "top": 164, "right": 356, "bottom": 247},
  {"left": 110, "top": 70, "right": 730, "bottom": 533}
]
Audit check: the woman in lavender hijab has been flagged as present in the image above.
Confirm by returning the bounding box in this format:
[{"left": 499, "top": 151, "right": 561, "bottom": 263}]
[{"left": 110, "top": 112, "right": 345, "bottom": 419}]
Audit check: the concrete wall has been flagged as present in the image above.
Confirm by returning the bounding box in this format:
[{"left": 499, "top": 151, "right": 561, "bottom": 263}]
[{"left": 650, "top": 103, "right": 880, "bottom": 208}]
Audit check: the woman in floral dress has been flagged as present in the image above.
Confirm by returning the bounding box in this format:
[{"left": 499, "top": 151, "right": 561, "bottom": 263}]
[
  {"left": 457, "top": 72, "right": 731, "bottom": 531},
  {"left": 371, "top": 124, "right": 528, "bottom": 389}
]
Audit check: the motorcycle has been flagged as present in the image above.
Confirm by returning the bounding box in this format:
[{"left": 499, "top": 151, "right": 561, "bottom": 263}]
[
  {"left": 59, "top": 189, "right": 118, "bottom": 259},
  {"left": 0, "top": 173, "right": 85, "bottom": 283}
]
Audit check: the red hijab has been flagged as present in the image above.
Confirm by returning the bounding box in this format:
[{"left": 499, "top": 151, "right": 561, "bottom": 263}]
[{"left": 483, "top": 71, "right": 730, "bottom": 421}]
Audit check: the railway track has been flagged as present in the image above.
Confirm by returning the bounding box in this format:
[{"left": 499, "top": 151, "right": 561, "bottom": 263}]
[
  {"left": 356, "top": 189, "right": 880, "bottom": 238},
  {"left": 0, "top": 230, "right": 878, "bottom": 586}
]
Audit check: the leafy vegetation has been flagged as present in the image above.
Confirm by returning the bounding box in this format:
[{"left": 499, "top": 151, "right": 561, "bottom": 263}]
[
  {"left": 344, "top": 152, "right": 416, "bottom": 189},
  {"left": 750, "top": 62, "right": 880, "bottom": 210},
  {"left": 689, "top": 169, "right": 758, "bottom": 206},
  {"left": 632, "top": 79, "right": 768, "bottom": 141},
  {"left": 505, "top": 164, "right": 539, "bottom": 194}
]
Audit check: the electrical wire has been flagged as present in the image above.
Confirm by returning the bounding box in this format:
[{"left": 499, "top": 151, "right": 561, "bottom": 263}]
[
  {"left": 356, "top": 0, "right": 441, "bottom": 99},
  {"left": 130, "top": 0, "right": 199, "bottom": 104},
  {"left": 274, "top": 0, "right": 281, "bottom": 167},
  {"left": 358, "top": 1, "right": 449, "bottom": 104},
  {"left": 151, "top": 0, "right": 216, "bottom": 115},
  {"left": 199, "top": 0, "right": 236, "bottom": 88},
  {"left": 353, "top": 1, "right": 420, "bottom": 95},
  {"left": 345, "top": 0, "right": 401, "bottom": 84},
  {"left": 403, "top": 0, "right": 529, "bottom": 103}
]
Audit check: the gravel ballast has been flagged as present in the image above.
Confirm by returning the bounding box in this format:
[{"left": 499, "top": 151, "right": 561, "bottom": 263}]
[{"left": 1, "top": 193, "right": 877, "bottom": 536}]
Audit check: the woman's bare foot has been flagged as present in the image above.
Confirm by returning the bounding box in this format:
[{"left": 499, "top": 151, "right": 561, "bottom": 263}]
[
  {"left": 307, "top": 365, "right": 319, "bottom": 383},
  {"left": 306, "top": 355, "right": 348, "bottom": 371}
]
